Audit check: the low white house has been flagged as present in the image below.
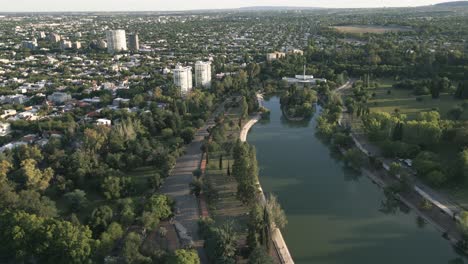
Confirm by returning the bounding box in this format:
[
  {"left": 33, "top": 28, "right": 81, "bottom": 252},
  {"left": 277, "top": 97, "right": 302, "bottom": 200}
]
[
  {"left": 1, "top": 109, "right": 16, "bottom": 119},
  {"left": 0, "top": 122, "right": 11, "bottom": 136},
  {"left": 96, "top": 118, "right": 111, "bottom": 126}
]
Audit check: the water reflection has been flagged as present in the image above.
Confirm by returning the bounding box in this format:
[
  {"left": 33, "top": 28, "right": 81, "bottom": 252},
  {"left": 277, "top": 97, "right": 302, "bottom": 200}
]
[{"left": 248, "top": 96, "right": 467, "bottom": 264}]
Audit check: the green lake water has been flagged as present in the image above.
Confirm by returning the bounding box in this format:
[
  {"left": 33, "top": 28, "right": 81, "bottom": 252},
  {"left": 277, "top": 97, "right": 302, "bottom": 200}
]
[{"left": 247, "top": 96, "right": 466, "bottom": 264}]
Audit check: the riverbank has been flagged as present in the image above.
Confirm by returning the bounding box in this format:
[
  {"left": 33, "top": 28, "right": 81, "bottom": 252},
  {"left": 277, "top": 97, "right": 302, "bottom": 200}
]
[
  {"left": 241, "top": 94, "right": 294, "bottom": 264},
  {"left": 336, "top": 80, "right": 465, "bottom": 249}
]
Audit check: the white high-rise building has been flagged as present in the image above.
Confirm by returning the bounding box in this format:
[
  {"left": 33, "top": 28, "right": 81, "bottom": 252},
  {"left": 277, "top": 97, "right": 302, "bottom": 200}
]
[
  {"left": 106, "top": 30, "right": 127, "bottom": 53},
  {"left": 173, "top": 65, "right": 193, "bottom": 94},
  {"left": 195, "top": 61, "right": 212, "bottom": 88}
]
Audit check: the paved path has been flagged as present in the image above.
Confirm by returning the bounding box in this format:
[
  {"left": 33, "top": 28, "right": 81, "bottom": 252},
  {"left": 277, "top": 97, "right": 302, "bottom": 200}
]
[
  {"left": 242, "top": 94, "right": 295, "bottom": 264},
  {"left": 160, "top": 102, "right": 224, "bottom": 263}
]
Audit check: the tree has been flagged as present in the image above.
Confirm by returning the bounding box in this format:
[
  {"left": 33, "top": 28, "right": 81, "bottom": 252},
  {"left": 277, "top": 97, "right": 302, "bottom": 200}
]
[
  {"left": 205, "top": 222, "right": 238, "bottom": 263},
  {"left": 144, "top": 194, "right": 172, "bottom": 220},
  {"left": 102, "top": 176, "right": 122, "bottom": 200},
  {"left": 343, "top": 148, "right": 365, "bottom": 170},
  {"left": 64, "top": 189, "right": 88, "bottom": 212},
  {"left": 169, "top": 249, "right": 200, "bottom": 264},
  {"left": 148, "top": 173, "right": 162, "bottom": 190},
  {"left": 90, "top": 205, "right": 113, "bottom": 233},
  {"left": 121, "top": 232, "right": 150, "bottom": 264},
  {"left": 247, "top": 203, "right": 264, "bottom": 249},
  {"left": 119, "top": 198, "right": 136, "bottom": 226},
  {"left": 181, "top": 127, "right": 196, "bottom": 144},
  {"left": 17, "top": 190, "right": 58, "bottom": 217},
  {"left": 139, "top": 211, "right": 160, "bottom": 233},
  {"left": 248, "top": 248, "right": 274, "bottom": 264},
  {"left": 459, "top": 149, "right": 468, "bottom": 180},
  {"left": 0, "top": 160, "right": 12, "bottom": 183},
  {"left": 99, "top": 222, "right": 123, "bottom": 256},
  {"left": 219, "top": 155, "right": 223, "bottom": 170},
  {"left": 265, "top": 194, "right": 287, "bottom": 230},
  {"left": 190, "top": 178, "right": 203, "bottom": 197},
  {"left": 241, "top": 96, "right": 249, "bottom": 119},
  {"left": 389, "top": 162, "right": 402, "bottom": 177},
  {"left": 0, "top": 210, "right": 94, "bottom": 264},
  {"left": 20, "top": 159, "right": 54, "bottom": 191}
]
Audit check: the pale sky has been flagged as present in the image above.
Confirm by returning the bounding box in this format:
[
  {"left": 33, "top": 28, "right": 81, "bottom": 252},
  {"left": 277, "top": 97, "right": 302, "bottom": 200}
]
[{"left": 0, "top": 0, "right": 448, "bottom": 12}]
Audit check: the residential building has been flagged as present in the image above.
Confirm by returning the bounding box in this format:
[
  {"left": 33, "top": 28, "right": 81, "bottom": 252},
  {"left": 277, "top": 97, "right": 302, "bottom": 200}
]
[
  {"left": 113, "top": 98, "right": 130, "bottom": 107},
  {"left": 128, "top": 33, "right": 140, "bottom": 51},
  {"left": 47, "top": 92, "right": 71, "bottom": 104},
  {"left": 289, "top": 49, "right": 304, "bottom": 55},
  {"left": 106, "top": 30, "right": 127, "bottom": 53},
  {"left": 195, "top": 61, "right": 212, "bottom": 88},
  {"left": 22, "top": 39, "right": 38, "bottom": 50},
  {"left": 1, "top": 109, "right": 16, "bottom": 119},
  {"left": 267, "top": 51, "right": 286, "bottom": 61},
  {"left": 74, "top": 41, "right": 82, "bottom": 49},
  {"left": 173, "top": 65, "right": 193, "bottom": 94},
  {"left": 48, "top": 33, "right": 61, "bottom": 43},
  {"left": 96, "top": 118, "right": 111, "bottom": 126},
  {"left": 98, "top": 39, "right": 108, "bottom": 49},
  {"left": 38, "top": 31, "right": 46, "bottom": 39},
  {"left": 0, "top": 122, "right": 11, "bottom": 136},
  {"left": 60, "top": 40, "right": 72, "bottom": 50}
]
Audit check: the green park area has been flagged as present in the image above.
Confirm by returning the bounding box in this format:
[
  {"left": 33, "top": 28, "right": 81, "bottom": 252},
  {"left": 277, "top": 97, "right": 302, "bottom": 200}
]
[
  {"left": 368, "top": 79, "right": 468, "bottom": 121},
  {"left": 343, "top": 78, "right": 468, "bottom": 207}
]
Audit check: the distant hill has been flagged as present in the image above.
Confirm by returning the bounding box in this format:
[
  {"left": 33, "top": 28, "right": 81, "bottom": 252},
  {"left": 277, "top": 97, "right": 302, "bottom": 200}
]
[
  {"left": 434, "top": 1, "right": 468, "bottom": 7},
  {"left": 236, "top": 6, "right": 322, "bottom": 11}
]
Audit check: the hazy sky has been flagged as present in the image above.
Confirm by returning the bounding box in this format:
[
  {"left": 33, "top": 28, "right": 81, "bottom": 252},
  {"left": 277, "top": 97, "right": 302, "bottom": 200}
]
[{"left": 1, "top": 0, "right": 447, "bottom": 12}]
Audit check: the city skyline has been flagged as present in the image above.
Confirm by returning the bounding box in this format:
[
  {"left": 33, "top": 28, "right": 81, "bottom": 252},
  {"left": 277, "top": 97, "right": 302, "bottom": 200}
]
[{"left": 1, "top": 0, "right": 453, "bottom": 12}]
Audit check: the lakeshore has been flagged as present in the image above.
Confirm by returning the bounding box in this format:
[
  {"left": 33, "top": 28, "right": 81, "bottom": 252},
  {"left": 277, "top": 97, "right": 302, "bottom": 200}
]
[
  {"left": 241, "top": 95, "right": 295, "bottom": 264},
  {"left": 247, "top": 96, "right": 467, "bottom": 264},
  {"left": 336, "top": 81, "right": 466, "bottom": 248}
]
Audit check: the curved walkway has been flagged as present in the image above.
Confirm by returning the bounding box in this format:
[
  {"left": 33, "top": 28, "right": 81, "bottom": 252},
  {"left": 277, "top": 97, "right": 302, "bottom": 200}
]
[{"left": 242, "top": 94, "right": 294, "bottom": 264}]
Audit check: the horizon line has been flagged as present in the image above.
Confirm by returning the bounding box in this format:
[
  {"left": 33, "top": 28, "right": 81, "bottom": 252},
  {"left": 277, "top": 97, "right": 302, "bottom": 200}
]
[{"left": 0, "top": 2, "right": 456, "bottom": 14}]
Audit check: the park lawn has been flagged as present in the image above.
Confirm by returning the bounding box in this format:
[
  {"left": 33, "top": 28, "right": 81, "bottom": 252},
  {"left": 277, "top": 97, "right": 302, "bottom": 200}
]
[
  {"left": 205, "top": 155, "right": 249, "bottom": 235},
  {"left": 366, "top": 80, "right": 468, "bottom": 207},
  {"left": 368, "top": 80, "right": 467, "bottom": 120}
]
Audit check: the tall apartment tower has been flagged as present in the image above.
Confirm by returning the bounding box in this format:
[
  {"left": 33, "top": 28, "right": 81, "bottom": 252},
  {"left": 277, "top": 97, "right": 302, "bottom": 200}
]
[
  {"left": 128, "top": 33, "right": 140, "bottom": 51},
  {"left": 173, "top": 65, "right": 193, "bottom": 94},
  {"left": 195, "top": 61, "right": 212, "bottom": 88},
  {"left": 106, "top": 30, "right": 127, "bottom": 53}
]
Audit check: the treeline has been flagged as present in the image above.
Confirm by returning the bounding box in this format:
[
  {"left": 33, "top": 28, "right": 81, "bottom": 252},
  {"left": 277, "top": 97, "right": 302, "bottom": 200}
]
[
  {"left": 0, "top": 89, "right": 218, "bottom": 263},
  {"left": 280, "top": 85, "right": 318, "bottom": 119}
]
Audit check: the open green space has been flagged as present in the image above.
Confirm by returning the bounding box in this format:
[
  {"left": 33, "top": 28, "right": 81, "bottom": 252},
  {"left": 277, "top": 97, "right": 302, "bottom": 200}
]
[
  {"left": 332, "top": 25, "right": 412, "bottom": 34},
  {"left": 368, "top": 79, "right": 468, "bottom": 120}
]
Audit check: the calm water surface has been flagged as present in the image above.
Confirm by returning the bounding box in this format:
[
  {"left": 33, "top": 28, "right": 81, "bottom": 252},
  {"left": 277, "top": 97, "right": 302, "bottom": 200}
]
[{"left": 247, "top": 96, "right": 466, "bottom": 264}]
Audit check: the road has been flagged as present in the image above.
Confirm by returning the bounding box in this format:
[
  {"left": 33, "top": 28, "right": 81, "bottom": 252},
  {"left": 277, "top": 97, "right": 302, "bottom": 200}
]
[{"left": 160, "top": 102, "right": 224, "bottom": 263}]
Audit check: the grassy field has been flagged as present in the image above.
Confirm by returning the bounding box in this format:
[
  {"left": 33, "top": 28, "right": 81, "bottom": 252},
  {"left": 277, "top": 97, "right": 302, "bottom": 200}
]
[
  {"left": 205, "top": 156, "right": 249, "bottom": 233},
  {"left": 361, "top": 79, "right": 468, "bottom": 207},
  {"left": 333, "top": 25, "right": 412, "bottom": 34},
  {"left": 368, "top": 79, "right": 468, "bottom": 120}
]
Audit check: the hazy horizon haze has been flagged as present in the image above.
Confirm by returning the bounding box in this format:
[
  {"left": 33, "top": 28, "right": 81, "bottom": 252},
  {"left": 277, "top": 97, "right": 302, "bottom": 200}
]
[{"left": 0, "top": 0, "right": 454, "bottom": 12}]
